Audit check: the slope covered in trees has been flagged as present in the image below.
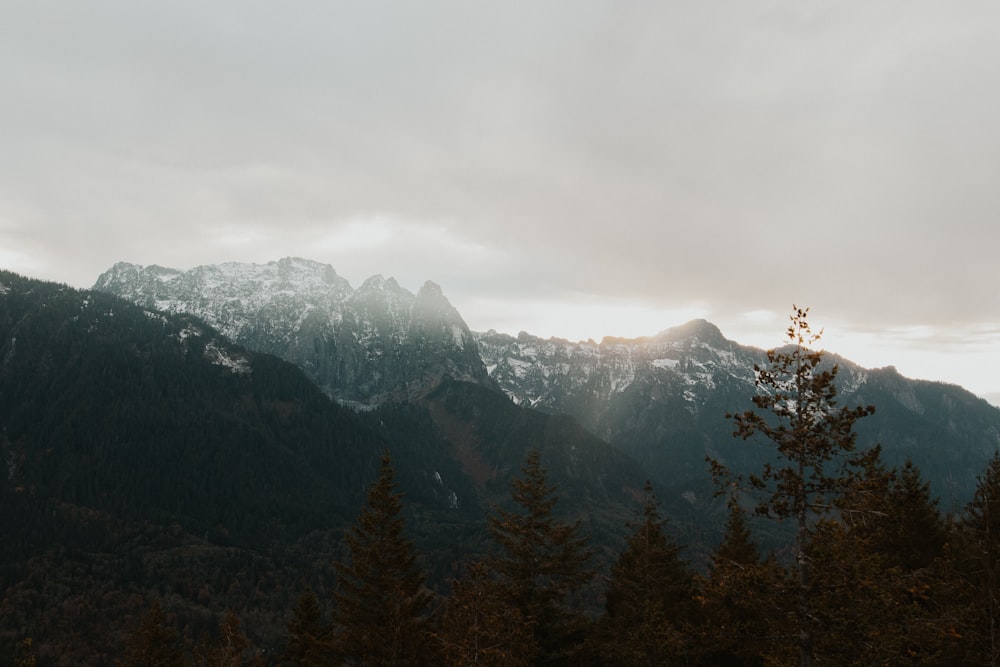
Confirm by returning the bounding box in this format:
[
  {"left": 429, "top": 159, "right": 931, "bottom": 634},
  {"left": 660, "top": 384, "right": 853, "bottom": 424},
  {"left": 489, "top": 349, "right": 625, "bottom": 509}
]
[{"left": 0, "top": 272, "right": 648, "bottom": 663}]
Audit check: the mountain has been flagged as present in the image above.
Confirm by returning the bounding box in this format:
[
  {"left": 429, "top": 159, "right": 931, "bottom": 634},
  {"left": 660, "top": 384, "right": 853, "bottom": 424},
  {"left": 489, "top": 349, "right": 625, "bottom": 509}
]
[
  {"left": 476, "top": 322, "right": 1000, "bottom": 507},
  {"left": 93, "top": 258, "right": 494, "bottom": 406},
  {"left": 0, "top": 270, "right": 392, "bottom": 544},
  {"left": 95, "top": 258, "right": 1000, "bottom": 506},
  {"left": 0, "top": 269, "right": 649, "bottom": 663},
  {"left": 0, "top": 269, "right": 393, "bottom": 662}
]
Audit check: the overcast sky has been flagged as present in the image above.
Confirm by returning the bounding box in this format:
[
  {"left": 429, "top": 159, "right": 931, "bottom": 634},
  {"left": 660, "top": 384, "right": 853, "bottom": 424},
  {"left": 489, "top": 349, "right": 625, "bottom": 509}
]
[{"left": 2, "top": 1, "right": 998, "bottom": 404}]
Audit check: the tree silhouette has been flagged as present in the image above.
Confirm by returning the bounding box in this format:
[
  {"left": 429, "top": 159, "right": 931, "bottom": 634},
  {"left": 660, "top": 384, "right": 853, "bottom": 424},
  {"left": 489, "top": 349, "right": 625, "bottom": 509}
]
[
  {"left": 118, "top": 601, "right": 185, "bottom": 667},
  {"left": 594, "top": 481, "right": 694, "bottom": 666},
  {"left": 330, "top": 452, "right": 433, "bottom": 666},
  {"left": 697, "top": 501, "right": 780, "bottom": 666},
  {"left": 436, "top": 560, "right": 536, "bottom": 667},
  {"left": 961, "top": 451, "right": 1000, "bottom": 665},
  {"left": 487, "top": 449, "right": 592, "bottom": 666},
  {"left": 713, "top": 306, "right": 875, "bottom": 667},
  {"left": 282, "top": 589, "right": 329, "bottom": 666}
]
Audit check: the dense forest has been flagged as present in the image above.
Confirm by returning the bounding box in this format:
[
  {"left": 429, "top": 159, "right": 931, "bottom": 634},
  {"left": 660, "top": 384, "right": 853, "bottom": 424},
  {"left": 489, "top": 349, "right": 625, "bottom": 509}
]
[
  {"left": 37, "top": 440, "right": 1000, "bottom": 666},
  {"left": 3, "top": 274, "right": 1000, "bottom": 665}
]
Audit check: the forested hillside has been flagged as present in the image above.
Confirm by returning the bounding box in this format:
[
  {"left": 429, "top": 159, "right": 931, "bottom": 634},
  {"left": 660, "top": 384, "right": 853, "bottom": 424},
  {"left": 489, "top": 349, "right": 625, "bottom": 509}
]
[
  {"left": 0, "top": 272, "right": 648, "bottom": 663},
  {"left": 0, "top": 271, "right": 393, "bottom": 662}
]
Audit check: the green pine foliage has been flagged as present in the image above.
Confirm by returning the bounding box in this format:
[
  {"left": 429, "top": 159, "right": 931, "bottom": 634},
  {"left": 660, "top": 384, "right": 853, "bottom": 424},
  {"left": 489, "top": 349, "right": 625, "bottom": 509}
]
[
  {"left": 435, "top": 561, "right": 536, "bottom": 667},
  {"left": 281, "top": 590, "right": 329, "bottom": 667},
  {"left": 119, "top": 602, "right": 186, "bottom": 667},
  {"left": 592, "top": 481, "right": 696, "bottom": 665},
  {"left": 697, "top": 501, "right": 782, "bottom": 666},
  {"left": 714, "top": 306, "right": 877, "bottom": 666},
  {"left": 487, "top": 449, "right": 593, "bottom": 666},
  {"left": 329, "top": 452, "right": 435, "bottom": 666},
  {"left": 954, "top": 451, "right": 1000, "bottom": 664}
]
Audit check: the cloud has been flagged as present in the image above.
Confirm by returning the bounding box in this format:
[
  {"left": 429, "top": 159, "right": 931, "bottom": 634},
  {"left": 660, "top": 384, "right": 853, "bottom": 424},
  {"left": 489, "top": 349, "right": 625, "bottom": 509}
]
[{"left": 1, "top": 1, "right": 999, "bottom": 397}]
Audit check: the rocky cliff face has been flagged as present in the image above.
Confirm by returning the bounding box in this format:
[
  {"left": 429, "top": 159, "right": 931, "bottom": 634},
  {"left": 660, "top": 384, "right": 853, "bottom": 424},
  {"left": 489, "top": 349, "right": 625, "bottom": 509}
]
[
  {"left": 96, "top": 258, "right": 1000, "bottom": 503},
  {"left": 94, "top": 257, "right": 494, "bottom": 405},
  {"left": 475, "top": 320, "right": 1000, "bottom": 502},
  {"left": 476, "top": 319, "right": 760, "bottom": 416}
]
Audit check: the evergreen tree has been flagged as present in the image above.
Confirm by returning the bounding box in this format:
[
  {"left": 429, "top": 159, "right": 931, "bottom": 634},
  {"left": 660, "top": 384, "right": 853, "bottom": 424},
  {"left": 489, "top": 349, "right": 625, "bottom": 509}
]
[
  {"left": 697, "top": 501, "right": 781, "bottom": 666},
  {"left": 329, "top": 452, "right": 433, "bottom": 666},
  {"left": 436, "top": 561, "right": 536, "bottom": 667},
  {"left": 487, "top": 449, "right": 592, "bottom": 666},
  {"left": 119, "top": 601, "right": 186, "bottom": 667},
  {"left": 959, "top": 451, "right": 1000, "bottom": 664},
  {"left": 713, "top": 306, "right": 876, "bottom": 667},
  {"left": 282, "top": 590, "right": 329, "bottom": 667},
  {"left": 877, "top": 458, "right": 948, "bottom": 571},
  {"left": 806, "top": 449, "right": 957, "bottom": 662},
  {"left": 594, "top": 481, "right": 695, "bottom": 666}
]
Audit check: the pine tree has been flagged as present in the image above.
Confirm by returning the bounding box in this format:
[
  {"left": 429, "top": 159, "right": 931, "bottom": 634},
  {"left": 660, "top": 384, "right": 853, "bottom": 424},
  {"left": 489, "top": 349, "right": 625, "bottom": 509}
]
[
  {"left": 195, "top": 611, "right": 264, "bottom": 667},
  {"left": 697, "top": 501, "right": 782, "bottom": 666},
  {"left": 595, "top": 481, "right": 695, "bottom": 666},
  {"left": 713, "top": 306, "right": 876, "bottom": 667},
  {"left": 283, "top": 590, "right": 329, "bottom": 667},
  {"left": 879, "top": 459, "right": 947, "bottom": 571},
  {"left": 119, "top": 601, "right": 186, "bottom": 667},
  {"left": 436, "top": 561, "right": 536, "bottom": 667},
  {"left": 329, "top": 451, "right": 433, "bottom": 666},
  {"left": 805, "top": 449, "right": 958, "bottom": 662},
  {"left": 487, "top": 449, "right": 592, "bottom": 666},
  {"left": 960, "top": 451, "right": 1000, "bottom": 665}
]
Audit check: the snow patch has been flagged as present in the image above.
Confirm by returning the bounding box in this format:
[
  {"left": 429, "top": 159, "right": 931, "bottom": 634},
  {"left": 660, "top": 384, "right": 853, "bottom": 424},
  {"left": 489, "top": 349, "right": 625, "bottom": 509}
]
[
  {"left": 203, "top": 341, "right": 252, "bottom": 375},
  {"left": 652, "top": 358, "right": 680, "bottom": 369},
  {"left": 176, "top": 327, "right": 202, "bottom": 342}
]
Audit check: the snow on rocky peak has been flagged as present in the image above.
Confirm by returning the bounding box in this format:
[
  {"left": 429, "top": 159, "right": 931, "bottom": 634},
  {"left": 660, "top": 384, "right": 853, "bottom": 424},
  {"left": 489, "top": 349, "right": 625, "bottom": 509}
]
[
  {"left": 474, "top": 321, "right": 759, "bottom": 413},
  {"left": 94, "top": 258, "right": 493, "bottom": 405}
]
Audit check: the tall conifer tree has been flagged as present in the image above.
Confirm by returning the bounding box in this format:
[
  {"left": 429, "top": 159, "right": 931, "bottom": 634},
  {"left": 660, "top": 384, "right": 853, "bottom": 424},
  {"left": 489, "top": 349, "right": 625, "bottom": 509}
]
[
  {"left": 436, "top": 561, "right": 536, "bottom": 667},
  {"left": 283, "top": 590, "right": 329, "bottom": 667},
  {"left": 698, "top": 501, "right": 781, "bottom": 666},
  {"left": 595, "top": 481, "right": 694, "bottom": 666},
  {"left": 330, "top": 452, "right": 433, "bottom": 666},
  {"left": 120, "top": 602, "right": 185, "bottom": 667},
  {"left": 713, "top": 306, "right": 876, "bottom": 667},
  {"left": 961, "top": 451, "right": 1000, "bottom": 665},
  {"left": 487, "top": 449, "right": 592, "bottom": 666}
]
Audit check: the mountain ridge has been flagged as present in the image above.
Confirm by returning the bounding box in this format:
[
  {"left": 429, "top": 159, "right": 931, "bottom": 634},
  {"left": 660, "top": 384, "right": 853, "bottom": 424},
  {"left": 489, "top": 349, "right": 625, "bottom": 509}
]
[
  {"left": 95, "top": 258, "right": 494, "bottom": 406},
  {"left": 94, "top": 258, "right": 1000, "bottom": 504}
]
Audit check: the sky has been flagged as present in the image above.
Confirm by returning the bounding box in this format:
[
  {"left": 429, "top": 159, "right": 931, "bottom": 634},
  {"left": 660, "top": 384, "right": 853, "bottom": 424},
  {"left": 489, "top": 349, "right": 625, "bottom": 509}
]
[{"left": 1, "top": 2, "right": 998, "bottom": 405}]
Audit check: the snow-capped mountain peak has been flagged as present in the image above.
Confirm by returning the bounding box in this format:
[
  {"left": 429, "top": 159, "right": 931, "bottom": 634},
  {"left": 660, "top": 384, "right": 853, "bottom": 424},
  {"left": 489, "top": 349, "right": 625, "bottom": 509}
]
[{"left": 95, "top": 258, "right": 493, "bottom": 404}]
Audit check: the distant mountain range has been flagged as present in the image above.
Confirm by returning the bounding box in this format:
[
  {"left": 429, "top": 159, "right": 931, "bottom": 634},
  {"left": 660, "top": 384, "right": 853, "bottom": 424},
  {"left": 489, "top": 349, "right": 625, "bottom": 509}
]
[{"left": 96, "top": 258, "right": 1000, "bottom": 508}]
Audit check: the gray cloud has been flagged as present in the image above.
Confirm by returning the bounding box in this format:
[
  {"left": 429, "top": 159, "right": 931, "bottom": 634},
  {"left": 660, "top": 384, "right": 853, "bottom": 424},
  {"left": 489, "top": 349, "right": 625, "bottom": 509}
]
[{"left": 1, "top": 1, "right": 999, "bottom": 397}]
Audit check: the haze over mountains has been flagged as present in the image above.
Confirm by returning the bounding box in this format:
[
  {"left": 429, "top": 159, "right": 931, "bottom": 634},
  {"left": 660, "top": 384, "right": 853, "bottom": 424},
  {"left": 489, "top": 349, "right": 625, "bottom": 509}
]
[{"left": 96, "top": 257, "right": 1000, "bottom": 508}]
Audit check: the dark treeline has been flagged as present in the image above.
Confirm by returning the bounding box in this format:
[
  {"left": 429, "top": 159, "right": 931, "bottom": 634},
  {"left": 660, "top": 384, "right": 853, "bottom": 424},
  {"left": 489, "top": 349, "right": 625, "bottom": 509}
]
[{"left": 103, "top": 442, "right": 1000, "bottom": 666}]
